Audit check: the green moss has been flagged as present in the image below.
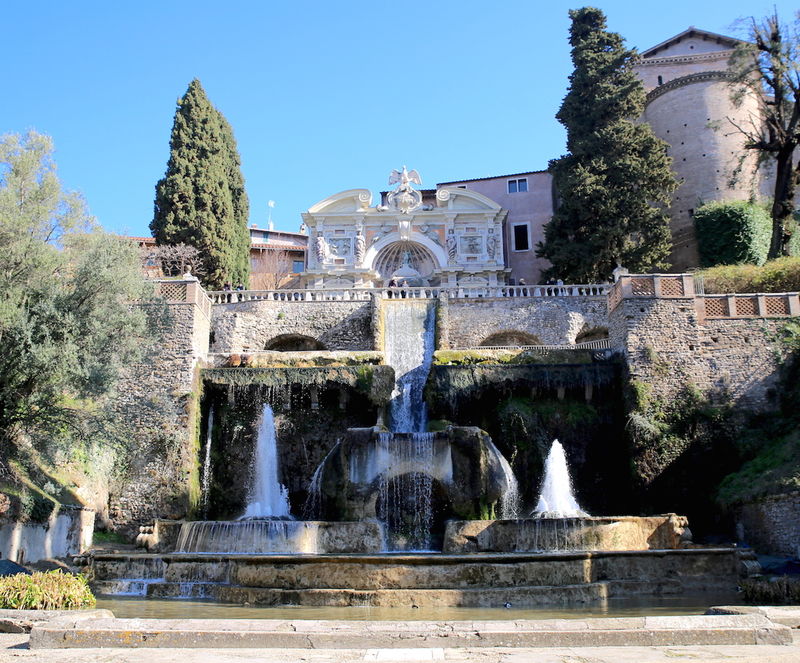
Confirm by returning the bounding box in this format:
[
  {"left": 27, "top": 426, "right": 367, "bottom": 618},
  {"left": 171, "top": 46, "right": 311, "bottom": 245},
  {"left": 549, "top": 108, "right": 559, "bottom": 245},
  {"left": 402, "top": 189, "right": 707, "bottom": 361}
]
[
  {"left": 427, "top": 419, "right": 453, "bottom": 432},
  {"left": 717, "top": 430, "right": 800, "bottom": 506},
  {"left": 433, "top": 349, "right": 595, "bottom": 366},
  {"left": 229, "top": 352, "right": 383, "bottom": 369}
]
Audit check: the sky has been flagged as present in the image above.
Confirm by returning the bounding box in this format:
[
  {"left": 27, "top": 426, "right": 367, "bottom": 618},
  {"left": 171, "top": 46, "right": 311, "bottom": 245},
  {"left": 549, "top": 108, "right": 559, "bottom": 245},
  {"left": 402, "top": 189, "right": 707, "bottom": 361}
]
[{"left": 3, "top": 0, "right": 795, "bottom": 237}]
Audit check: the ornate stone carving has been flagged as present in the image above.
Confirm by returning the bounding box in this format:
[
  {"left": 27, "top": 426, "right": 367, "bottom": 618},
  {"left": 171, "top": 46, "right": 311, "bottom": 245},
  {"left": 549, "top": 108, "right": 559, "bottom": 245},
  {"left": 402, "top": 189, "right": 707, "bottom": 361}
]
[
  {"left": 386, "top": 166, "right": 423, "bottom": 215},
  {"left": 446, "top": 232, "right": 457, "bottom": 265},
  {"left": 315, "top": 235, "right": 328, "bottom": 263},
  {"left": 486, "top": 234, "right": 498, "bottom": 260},
  {"left": 355, "top": 231, "right": 366, "bottom": 265}
]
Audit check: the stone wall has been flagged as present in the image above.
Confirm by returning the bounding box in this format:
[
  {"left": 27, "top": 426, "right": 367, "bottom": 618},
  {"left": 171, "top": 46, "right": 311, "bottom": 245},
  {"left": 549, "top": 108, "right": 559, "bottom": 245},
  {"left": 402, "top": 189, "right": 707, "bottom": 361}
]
[
  {"left": 211, "top": 299, "right": 375, "bottom": 352},
  {"left": 609, "top": 277, "right": 788, "bottom": 410},
  {"left": 737, "top": 492, "right": 800, "bottom": 557},
  {"left": 108, "top": 282, "right": 210, "bottom": 535},
  {"left": 445, "top": 297, "right": 608, "bottom": 348}
]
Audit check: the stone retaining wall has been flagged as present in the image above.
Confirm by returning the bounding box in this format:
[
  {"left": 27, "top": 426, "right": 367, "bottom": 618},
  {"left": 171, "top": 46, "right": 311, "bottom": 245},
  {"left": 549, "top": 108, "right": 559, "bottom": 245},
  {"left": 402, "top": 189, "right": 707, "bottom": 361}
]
[
  {"left": 737, "top": 492, "right": 800, "bottom": 557},
  {"left": 445, "top": 297, "right": 608, "bottom": 348},
  {"left": 211, "top": 300, "right": 375, "bottom": 352}
]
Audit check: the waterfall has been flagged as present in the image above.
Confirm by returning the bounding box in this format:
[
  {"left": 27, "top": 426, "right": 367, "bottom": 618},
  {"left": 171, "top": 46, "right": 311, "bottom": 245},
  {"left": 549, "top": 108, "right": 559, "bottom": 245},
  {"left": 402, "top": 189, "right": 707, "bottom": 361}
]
[
  {"left": 532, "top": 439, "right": 588, "bottom": 518},
  {"left": 241, "top": 403, "right": 291, "bottom": 519},
  {"left": 376, "top": 432, "right": 437, "bottom": 551},
  {"left": 383, "top": 300, "right": 436, "bottom": 433},
  {"left": 200, "top": 407, "right": 214, "bottom": 516},
  {"left": 496, "top": 451, "right": 521, "bottom": 519}
]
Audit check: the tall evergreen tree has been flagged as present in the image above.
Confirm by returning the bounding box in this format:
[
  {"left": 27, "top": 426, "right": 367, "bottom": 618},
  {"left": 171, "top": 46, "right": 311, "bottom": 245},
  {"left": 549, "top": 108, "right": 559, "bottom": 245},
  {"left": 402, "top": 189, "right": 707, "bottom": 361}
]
[
  {"left": 537, "top": 7, "right": 677, "bottom": 283},
  {"left": 151, "top": 79, "right": 250, "bottom": 289}
]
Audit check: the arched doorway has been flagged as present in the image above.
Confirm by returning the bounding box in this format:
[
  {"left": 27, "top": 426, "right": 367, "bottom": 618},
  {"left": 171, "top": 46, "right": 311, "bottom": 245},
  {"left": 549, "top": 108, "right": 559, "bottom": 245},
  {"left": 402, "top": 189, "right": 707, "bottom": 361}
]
[{"left": 480, "top": 331, "right": 542, "bottom": 347}]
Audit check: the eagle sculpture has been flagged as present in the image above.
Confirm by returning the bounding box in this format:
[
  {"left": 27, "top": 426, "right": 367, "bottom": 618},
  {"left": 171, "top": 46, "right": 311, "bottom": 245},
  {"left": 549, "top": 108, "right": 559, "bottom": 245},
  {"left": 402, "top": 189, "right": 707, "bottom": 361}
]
[{"left": 388, "top": 166, "right": 422, "bottom": 188}]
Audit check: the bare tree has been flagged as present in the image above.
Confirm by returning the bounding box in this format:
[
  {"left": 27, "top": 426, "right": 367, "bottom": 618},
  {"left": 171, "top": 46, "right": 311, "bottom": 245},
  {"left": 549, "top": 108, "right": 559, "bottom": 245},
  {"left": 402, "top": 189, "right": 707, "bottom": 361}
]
[
  {"left": 142, "top": 243, "right": 206, "bottom": 279},
  {"left": 728, "top": 11, "right": 800, "bottom": 258},
  {"left": 250, "top": 249, "right": 296, "bottom": 290}
]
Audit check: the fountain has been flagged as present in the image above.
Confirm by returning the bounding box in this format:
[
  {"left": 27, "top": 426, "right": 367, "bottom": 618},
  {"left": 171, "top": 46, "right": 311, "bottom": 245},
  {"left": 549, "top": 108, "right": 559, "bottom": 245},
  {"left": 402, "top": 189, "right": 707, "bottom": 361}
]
[
  {"left": 533, "top": 440, "right": 588, "bottom": 518},
  {"left": 87, "top": 295, "right": 749, "bottom": 608}
]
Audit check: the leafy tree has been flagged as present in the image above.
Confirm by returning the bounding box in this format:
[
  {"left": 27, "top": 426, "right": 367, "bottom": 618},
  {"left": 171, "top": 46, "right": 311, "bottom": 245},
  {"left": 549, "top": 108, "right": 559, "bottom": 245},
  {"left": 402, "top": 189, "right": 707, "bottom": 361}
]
[
  {"left": 151, "top": 79, "right": 250, "bottom": 289},
  {"left": 728, "top": 11, "right": 800, "bottom": 259},
  {"left": 537, "top": 7, "right": 678, "bottom": 283},
  {"left": 0, "top": 132, "right": 156, "bottom": 464}
]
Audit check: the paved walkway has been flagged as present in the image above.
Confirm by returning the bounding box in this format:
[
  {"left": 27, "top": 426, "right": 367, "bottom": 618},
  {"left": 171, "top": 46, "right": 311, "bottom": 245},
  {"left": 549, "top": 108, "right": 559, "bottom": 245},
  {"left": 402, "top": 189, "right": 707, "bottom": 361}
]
[{"left": 2, "top": 631, "right": 799, "bottom": 663}]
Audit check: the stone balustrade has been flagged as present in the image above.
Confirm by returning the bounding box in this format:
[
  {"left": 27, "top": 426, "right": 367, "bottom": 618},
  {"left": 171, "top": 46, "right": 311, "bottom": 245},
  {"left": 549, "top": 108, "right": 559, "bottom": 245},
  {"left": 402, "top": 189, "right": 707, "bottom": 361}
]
[
  {"left": 207, "top": 283, "right": 611, "bottom": 305},
  {"left": 609, "top": 273, "right": 800, "bottom": 319}
]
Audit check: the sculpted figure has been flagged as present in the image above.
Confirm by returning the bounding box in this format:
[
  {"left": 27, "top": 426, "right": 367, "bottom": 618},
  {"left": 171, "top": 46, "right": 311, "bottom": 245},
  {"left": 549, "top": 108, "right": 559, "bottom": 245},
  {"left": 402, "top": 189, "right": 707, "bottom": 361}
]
[
  {"left": 355, "top": 231, "right": 366, "bottom": 265},
  {"left": 446, "top": 233, "right": 457, "bottom": 264},
  {"left": 486, "top": 234, "right": 497, "bottom": 260},
  {"left": 315, "top": 235, "right": 328, "bottom": 263}
]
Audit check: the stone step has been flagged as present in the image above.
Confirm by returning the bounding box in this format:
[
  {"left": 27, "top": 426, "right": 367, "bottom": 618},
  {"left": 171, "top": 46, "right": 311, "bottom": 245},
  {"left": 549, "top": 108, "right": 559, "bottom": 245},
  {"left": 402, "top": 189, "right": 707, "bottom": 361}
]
[
  {"left": 29, "top": 614, "right": 792, "bottom": 649},
  {"left": 89, "top": 548, "right": 741, "bottom": 593}
]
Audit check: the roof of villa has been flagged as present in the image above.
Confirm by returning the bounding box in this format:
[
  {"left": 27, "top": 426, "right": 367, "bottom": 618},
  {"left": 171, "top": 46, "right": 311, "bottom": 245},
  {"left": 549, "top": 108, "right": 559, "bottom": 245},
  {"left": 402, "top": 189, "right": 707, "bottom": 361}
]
[{"left": 641, "top": 27, "right": 743, "bottom": 58}]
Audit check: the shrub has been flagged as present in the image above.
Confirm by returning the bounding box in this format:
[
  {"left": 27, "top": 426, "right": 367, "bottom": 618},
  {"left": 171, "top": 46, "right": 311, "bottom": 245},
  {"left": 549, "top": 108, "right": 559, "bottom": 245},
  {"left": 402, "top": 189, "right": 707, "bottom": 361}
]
[
  {"left": 697, "top": 256, "right": 800, "bottom": 293},
  {"left": 694, "top": 200, "right": 771, "bottom": 267},
  {"left": 0, "top": 571, "right": 95, "bottom": 610}
]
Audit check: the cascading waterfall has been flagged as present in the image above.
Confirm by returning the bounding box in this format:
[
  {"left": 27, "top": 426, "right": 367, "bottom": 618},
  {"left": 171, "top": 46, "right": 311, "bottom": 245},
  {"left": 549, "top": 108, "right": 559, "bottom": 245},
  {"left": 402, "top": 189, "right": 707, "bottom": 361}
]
[
  {"left": 375, "top": 432, "right": 436, "bottom": 551},
  {"left": 377, "top": 300, "right": 438, "bottom": 550},
  {"left": 384, "top": 300, "right": 436, "bottom": 433},
  {"left": 200, "top": 406, "right": 214, "bottom": 516},
  {"left": 532, "top": 439, "right": 588, "bottom": 518},
  {"left": 497, "top": 452, "right": 521, "bottom": 519},
  {"left": 241, "top": 403, "right": 291, "bottom": 519}
]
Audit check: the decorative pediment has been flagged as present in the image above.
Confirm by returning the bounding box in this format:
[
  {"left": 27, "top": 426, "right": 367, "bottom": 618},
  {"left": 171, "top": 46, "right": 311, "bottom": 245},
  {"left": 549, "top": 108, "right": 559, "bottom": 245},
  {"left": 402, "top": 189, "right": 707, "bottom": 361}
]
[
  {"left": 307, "top": 189, "right": 372, "bottom": 215},
  {"left": 437, "top": 187, "right": 503, "bottom": 211}
]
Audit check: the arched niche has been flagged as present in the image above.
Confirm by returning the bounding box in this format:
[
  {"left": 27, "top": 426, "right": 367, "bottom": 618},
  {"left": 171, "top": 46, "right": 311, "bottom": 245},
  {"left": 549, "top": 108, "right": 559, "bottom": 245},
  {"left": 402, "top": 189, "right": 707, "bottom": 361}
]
[
  {"left": 265, "top": 334, "right": 327, "bottom": 352},
  {"left": 364, "top": 231, "right": 447, "bottom": 275}
]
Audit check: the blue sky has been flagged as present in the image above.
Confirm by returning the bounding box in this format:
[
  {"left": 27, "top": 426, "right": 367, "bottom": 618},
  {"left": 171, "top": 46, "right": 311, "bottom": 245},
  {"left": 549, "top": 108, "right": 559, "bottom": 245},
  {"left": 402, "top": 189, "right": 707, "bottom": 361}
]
[{"left": 3, "top": 1, "right": 794, "bottom": 236}]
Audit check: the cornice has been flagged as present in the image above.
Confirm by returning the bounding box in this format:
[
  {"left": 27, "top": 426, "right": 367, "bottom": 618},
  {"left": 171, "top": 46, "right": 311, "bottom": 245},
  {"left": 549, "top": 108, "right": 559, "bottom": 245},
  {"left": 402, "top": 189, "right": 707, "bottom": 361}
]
[{"left": 645, "top": 70, "right": 734, "bottom": 104}]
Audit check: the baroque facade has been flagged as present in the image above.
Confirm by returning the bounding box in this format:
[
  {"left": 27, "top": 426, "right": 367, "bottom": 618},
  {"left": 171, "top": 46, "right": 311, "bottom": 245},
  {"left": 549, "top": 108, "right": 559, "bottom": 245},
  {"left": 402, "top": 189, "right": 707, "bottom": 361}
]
[{"left": 300, "top": 168, "right": 508, "bottom": 289}]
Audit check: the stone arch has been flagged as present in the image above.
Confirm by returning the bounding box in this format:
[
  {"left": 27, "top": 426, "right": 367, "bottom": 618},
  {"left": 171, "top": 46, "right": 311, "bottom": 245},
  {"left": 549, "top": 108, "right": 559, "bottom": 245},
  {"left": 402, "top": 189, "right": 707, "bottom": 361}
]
[
  {"left": 575, "top": 326, "right": 609, "bottom": 344},
  {"left": 480, "top": 330, "right": 542, "bottom": 347},
  {"left": 265, "top": 334, "right": 327, "bottom": 351},
  {"left": 373, "top": 241, "right": 438, "bottom": 283},
  {"left": 363, "top": 231, "right": 447, "bottom": 275}
]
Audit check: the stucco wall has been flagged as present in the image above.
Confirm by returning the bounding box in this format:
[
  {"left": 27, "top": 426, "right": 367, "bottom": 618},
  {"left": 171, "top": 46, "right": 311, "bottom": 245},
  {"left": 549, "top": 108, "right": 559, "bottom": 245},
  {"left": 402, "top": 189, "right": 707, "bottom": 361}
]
[
  {"left": 0, "top": 507, "right": 94, "bottom": 563},
  {"left": 446, "top": 297, "right": 608, "bottom": 348},
  {"left": 211, "top": 300, "right": 375, "bottom": 352}
]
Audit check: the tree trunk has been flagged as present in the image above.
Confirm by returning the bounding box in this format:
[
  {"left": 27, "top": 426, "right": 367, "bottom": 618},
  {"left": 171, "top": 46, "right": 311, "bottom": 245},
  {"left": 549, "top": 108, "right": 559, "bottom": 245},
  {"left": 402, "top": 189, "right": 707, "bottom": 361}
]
[{"left": 769, "top": 144, "right": 798, "bottom": 258}]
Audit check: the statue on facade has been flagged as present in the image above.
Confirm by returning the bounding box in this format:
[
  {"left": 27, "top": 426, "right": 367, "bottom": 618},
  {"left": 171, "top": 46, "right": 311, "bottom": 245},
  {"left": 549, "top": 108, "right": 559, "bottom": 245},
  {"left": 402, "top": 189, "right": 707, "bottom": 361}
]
[
  {"left": 315, "top": 234, "right": 328, "bottom": 263},
  {"left": 446, "top": 232, "right": 457, "bottom": 264},
  {"left": 355, "top": 230, "right": 366, "bottom": 265},
  {"left": 299, "top": 221, "right": 308, "bottom": 235},
  {"left": 486, "top": 234, "right": 497, "bottom": 260}
]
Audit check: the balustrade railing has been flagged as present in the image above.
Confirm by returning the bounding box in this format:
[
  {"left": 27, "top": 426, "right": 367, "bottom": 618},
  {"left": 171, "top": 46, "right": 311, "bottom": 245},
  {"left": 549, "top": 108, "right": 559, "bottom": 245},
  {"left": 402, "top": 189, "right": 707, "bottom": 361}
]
[
  {"left": 207, "top": 283, "right": 612, "bottom": 304},
  {"left": 463, "top": 339, "right": 611, "bottom": 351}
]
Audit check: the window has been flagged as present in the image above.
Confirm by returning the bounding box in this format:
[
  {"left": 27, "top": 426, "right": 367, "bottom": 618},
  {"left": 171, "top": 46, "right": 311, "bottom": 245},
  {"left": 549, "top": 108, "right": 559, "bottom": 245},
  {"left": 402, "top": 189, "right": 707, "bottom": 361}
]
[
  {"left": 292, "top": 260, "right": 304, "bottom": 273},
  {"left": 507, "top": 178, "right": 528, "bottom": 194},
  {"left": 512, "top": 223, "right": 530, "bottom": 251}
]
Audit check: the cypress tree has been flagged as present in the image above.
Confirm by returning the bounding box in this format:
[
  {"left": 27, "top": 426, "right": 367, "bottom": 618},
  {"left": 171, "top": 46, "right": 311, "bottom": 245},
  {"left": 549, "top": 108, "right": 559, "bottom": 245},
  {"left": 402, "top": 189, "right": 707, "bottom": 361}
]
[
  {"left": 151, "top": 79, "right": 250, "bottom": 289},
  {"left": 537, "top": 7, "right": 678, "bottom": 283}
]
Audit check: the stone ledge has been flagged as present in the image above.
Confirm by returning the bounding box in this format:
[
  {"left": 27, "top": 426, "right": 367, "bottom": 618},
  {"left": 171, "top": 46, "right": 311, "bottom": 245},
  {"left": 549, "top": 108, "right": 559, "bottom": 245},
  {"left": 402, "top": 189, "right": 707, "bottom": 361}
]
[
  {"left": 29, "top": 614, "right": 792, "bottom": 649},
  {"left": 708, "top": 606, "right": 800, "bottom": 629},
  {"left": 0, "top": 609, "right": 113, "bottom": 633}
]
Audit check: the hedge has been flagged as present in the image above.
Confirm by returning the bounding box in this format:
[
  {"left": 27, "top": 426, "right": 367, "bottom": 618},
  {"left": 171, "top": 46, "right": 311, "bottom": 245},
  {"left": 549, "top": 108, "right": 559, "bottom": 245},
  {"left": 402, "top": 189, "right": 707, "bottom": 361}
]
[
  {"left": 694, "top": 200, "right": 771, "bottom": 267},
  {"left": 697, "top": 257, "right": 800, "bottom": 294}
]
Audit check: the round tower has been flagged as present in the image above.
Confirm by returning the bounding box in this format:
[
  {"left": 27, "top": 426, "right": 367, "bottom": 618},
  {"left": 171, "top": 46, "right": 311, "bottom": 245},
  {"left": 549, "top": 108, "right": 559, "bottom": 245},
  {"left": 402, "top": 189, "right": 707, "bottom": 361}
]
[{"left": 636, "top": 28, "right": 769, "bottom": 270}]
